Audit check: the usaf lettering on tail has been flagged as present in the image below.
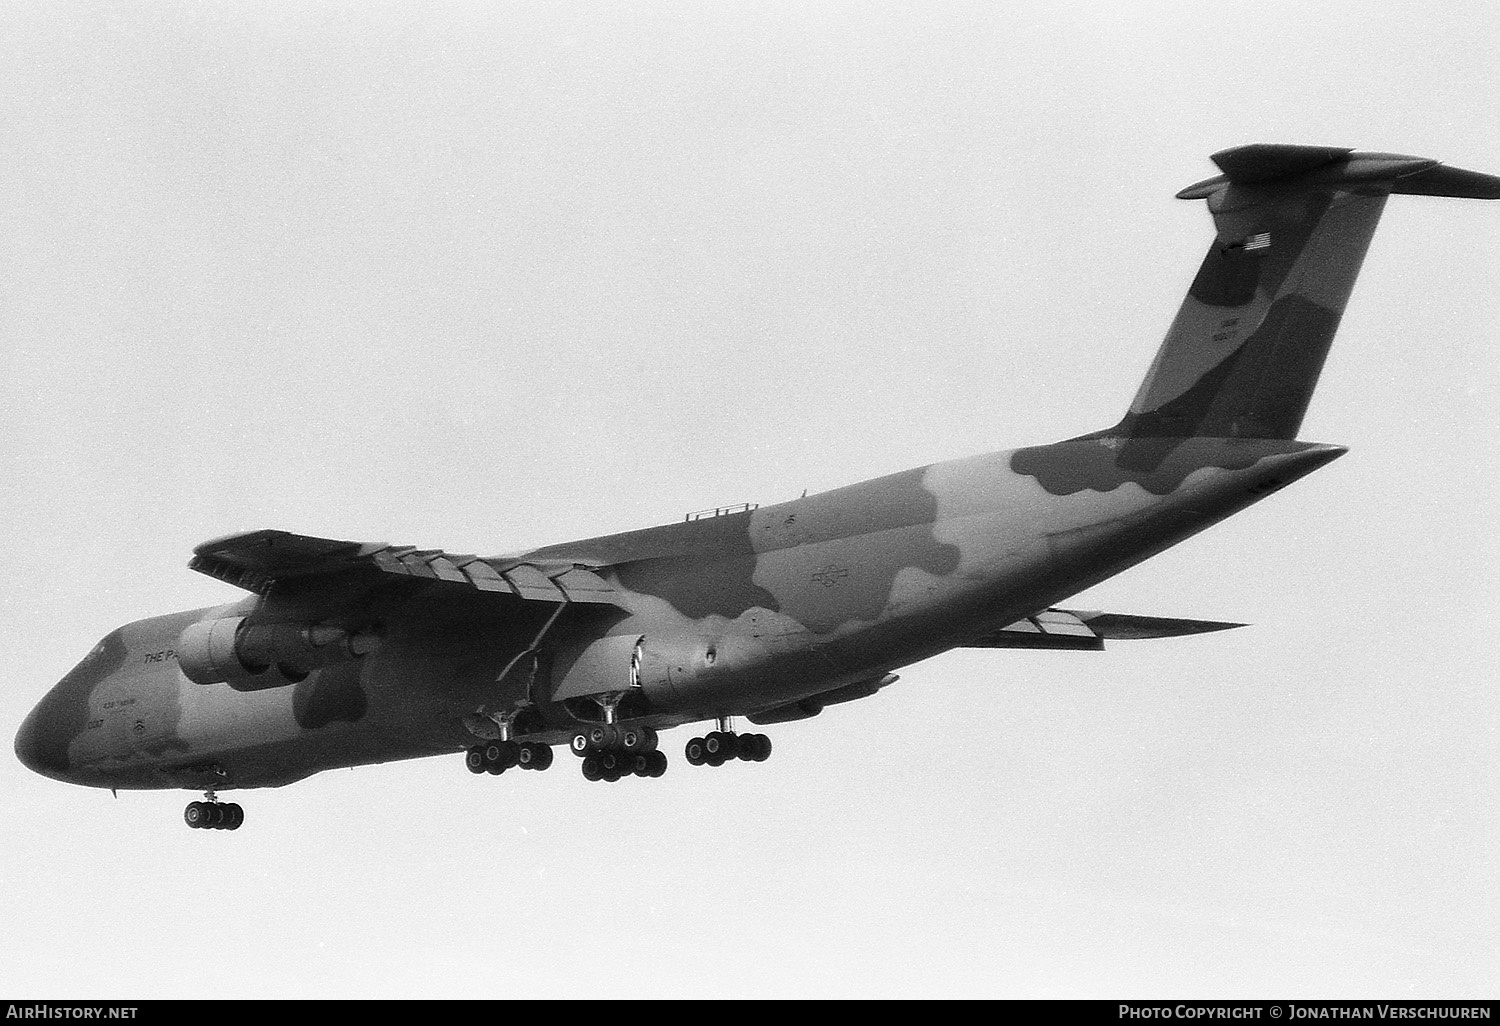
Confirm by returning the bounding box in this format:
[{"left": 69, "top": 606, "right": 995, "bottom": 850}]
[{"left": 16, "top": 144, "right": 1500, "bottom": 829}]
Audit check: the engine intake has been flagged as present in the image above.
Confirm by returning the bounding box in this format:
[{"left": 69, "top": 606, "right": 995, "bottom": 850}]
[{"left": 178, "top": 616, "right": 377, "bottom": 691}]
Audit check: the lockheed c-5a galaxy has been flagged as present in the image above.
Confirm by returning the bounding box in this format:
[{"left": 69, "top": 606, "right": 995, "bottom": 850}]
[{"left": 17, "top": 144, "right": 1500, "bottom": 829}]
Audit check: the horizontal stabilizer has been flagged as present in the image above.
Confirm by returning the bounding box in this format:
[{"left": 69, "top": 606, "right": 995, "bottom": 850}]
[
  {"left": 1389, "top": 163, "right": 1500, "bottom": 199},
  {"left": 190, "top": 529, "right": 619, "bottom": 604},
  {"left": 1175, "top": 143, "right": 1500, "bottom": 200},
  {"left": 964, "top": 609, "right": 1245, "bottom": 651}
]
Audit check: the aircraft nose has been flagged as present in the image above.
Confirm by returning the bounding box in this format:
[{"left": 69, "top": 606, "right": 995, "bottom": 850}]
[
  {"left": 16, "top": 627, "right": 128, "bottom": 782},
  {"left": 15, "top": 700, "right": 70, "bottom": 780}
]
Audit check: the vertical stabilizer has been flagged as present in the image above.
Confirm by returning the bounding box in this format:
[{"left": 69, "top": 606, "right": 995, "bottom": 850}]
[{"left": 1109, "top": 145, "right": 1500, "bottom": 443}]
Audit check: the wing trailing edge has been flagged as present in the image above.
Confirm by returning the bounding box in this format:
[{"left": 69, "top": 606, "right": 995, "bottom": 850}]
[{"left": 965, "top": 609, "right": 1246, "bottom": 651}]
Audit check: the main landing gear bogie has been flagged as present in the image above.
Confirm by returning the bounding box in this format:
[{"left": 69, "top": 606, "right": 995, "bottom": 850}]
[
  {"left": 571, "top": 724, "right": 666, "bottom": 782},
  {"left": 684, "top": 730, "right": 771, "bottom": 767},
  {"left": 580, "top": 748, "right": 668, "bottom": 782},
  {"left": 465, "top": 739, "right": 555, "bottom": 776},
  {"left": 184, "top": 799, "right": 243, "bottom": 831}
]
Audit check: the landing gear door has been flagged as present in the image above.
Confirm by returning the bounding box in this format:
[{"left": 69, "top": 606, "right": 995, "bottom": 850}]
[
  {"left": 633, "top": 636, "right": 676, "bottom": 703},
  {"left": 546, "top": 633, "right": 644, "bottom": 704}
]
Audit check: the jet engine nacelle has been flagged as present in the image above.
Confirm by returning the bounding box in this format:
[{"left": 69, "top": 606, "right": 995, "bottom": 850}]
[{"left": 177, "top": 616, "right": 377, "bottom": 691}]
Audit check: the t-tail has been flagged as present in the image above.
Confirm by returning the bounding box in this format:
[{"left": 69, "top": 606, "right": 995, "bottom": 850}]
[{"left": 1102, "top": 144, "right": 1500, "bottom": 452}]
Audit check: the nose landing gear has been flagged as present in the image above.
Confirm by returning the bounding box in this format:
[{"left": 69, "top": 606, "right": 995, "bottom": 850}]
[{"left": 184, "top": 792, "right": 243, "bottom": 831}]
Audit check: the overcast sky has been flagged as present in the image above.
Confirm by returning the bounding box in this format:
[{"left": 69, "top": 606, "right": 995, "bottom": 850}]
[{"left": 2, "top": 0, "right": 1496, "bottom": 999}]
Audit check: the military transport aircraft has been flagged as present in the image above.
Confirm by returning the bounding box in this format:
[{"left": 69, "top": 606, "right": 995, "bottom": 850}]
[{"left": 16, "top": 144, "right": 1500, "bottom": 830}]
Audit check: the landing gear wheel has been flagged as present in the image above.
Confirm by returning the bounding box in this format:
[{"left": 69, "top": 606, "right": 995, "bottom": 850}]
[
  {"left": 485, "top": 741, "right": 520, "bottom": 770},
  {"left": 619, "top": 726, "right": 657, "bottom": 753},
  {"left": 713, "top": 731, "right": 741, "bottom": 758},
  {"left": 184, "top": 801, "right": 208, "bottom": 829},
  {"left": 224, "top": 803, "right": 244, "bottom": 830},
  {"left": 648, "top": 749, "right": 668, "bottom": 777},
  {"left": 517, "top": 742, "right": 554, "bottom": 771},
  {"left": 703, "top": 731, "right": 734, "bottom": 767},
  {"left": 571, "top": 732, "right": 590, "bottom": 756},
  {"left": 685, "top": 737, "right": 706, "bottom": 766},
  {"left": 739, "top": 733, "right": 771, "bottom": 762},
  {"left": 465, "top": 747, "right": 486, "bottom": 774},
  {"left": 581, "top": 756, "right": 603, "bottom": 781}
]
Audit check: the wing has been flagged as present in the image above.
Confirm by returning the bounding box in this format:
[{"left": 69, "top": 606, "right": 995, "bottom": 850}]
[
  {"left": 189, "top": 529, "right": 619, "bottom": 604},
  {"left": 965, "top": 608, "right": 1245, "bottom": 651}
]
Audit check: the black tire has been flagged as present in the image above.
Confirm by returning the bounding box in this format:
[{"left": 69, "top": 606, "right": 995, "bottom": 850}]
[
  {"left": 704, "top": 732, "right": 729, "bottom": 767},
  {"left": 207, "top": 803, "right": 226, "bottom": 829},
  {"left": 649, "top": 750, "right": 668, "bottom": 777},
  {"left": 466, "top": 748, "right": 486, "bottom": 774},
  {"left": 581, "top": 756, "right": 603, "bottom": 781},
  {"left": 755, "top": 734, "right": 773, "bottom": 761},
  {"left": 225, "top": 804, "right": 244, "bottom": 830},
  {"left": 685, "top": 738, "right": 706, "bottom": 766},
  {"left": 519, "top": 741, "right": 552, "bottom": 769},
  {"left": 570, "top": 732, "right": 590, "bottom": 756},
  {"left": 184, "top": 801, "right": 206, "bottom": 829}
]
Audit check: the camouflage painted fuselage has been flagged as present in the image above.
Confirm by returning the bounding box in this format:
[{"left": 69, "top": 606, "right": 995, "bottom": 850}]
[
  {"left": 16, "top": 143, "right": 1497, "bottom": 800},
  {"left": 17, "top": 436, "right": 1342, "bottom": 791}
]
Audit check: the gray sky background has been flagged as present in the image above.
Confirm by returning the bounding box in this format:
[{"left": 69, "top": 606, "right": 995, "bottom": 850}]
[{"left": 2, "top": 0, "right": 1496, "bottom": 999}]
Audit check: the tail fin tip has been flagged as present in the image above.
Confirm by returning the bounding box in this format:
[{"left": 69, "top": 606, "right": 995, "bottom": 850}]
[{"left": 1178, "top": 144, "right": 1500, "bottom": 200}]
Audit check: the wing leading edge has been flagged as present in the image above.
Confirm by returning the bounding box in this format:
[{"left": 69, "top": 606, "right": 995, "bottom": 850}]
[{"left": 189, "top": 529, "right": 618, "bottom": 604}]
